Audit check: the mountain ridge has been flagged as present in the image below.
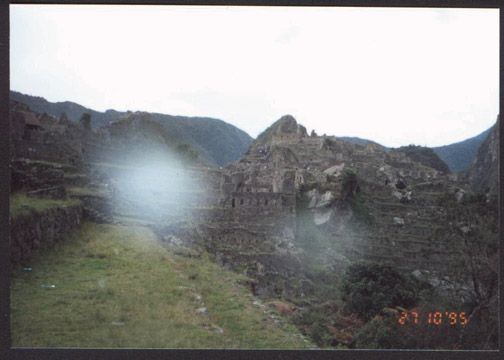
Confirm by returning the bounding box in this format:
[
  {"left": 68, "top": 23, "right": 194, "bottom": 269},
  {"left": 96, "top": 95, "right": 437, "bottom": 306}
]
[
  {"left": 10, "top": 90, "right": 494, "bottom": 172},
  {"left": 338, "top": 127, "right": 494, "bottom": 173},
  {"left": 462, "top": 117, "right": 499, "bottom": 194},
  {"left": 9, "top": 90, "right": 253, "bottom": 167},
  {"left": 431, "top": 127, "right": 492, "bottom": 173}
]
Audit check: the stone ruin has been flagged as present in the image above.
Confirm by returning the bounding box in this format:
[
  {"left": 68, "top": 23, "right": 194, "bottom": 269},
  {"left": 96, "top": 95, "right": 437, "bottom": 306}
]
[
  {"left": 196, "top": 114, "right": 469, "bottom": 297},
  {"left": 9, "top": 101, "right": 115, "bottom": 265},
  {"left": 9, "top": 100, "right": 90, "bottom": 165},
  {"left": 9, "top": 100, "right": 489, "bottom": 300}
]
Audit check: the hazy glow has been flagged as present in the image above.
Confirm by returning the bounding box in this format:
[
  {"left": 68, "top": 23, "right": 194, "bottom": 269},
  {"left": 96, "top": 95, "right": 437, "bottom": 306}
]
[
  {"left": 108, "top": 152, "right": 201, "bottom": 223},
  {"left": 10, "top": 5, "right": 499, "bottom": 147}
]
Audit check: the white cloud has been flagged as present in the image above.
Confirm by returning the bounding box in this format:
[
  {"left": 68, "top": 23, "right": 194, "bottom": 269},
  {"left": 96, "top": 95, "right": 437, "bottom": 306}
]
[{"left": 10, "top": 5, "right": 499, "bottom": 147}]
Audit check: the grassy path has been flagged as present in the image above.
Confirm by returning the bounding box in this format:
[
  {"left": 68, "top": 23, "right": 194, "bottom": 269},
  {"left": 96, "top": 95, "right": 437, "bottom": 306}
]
[{"left": 10, "top": 223, "right": 312, "bottom": 349}]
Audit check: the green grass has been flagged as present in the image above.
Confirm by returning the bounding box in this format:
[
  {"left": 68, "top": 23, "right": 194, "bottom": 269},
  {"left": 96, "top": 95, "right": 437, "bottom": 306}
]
[
  {"left": 112, "top": 216, "right": 156, "bottom": 227},
  {"left": 11, "top": 223, "right": 312, "bottom": 349},
  {"left": 10, "top": 193, "right": 82, "bottom": 217}
]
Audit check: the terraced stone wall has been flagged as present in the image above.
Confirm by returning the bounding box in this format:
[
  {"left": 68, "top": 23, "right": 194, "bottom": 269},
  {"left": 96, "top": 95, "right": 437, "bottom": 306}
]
[
  {"left": 334, "top": 176, "right": 462, "bottom": 274},
  {"left": 10, "top": 204, "right": 83, "bottom": 266},
  {"left": 201, "top": 167, "right": 305, "bottom": 298}
]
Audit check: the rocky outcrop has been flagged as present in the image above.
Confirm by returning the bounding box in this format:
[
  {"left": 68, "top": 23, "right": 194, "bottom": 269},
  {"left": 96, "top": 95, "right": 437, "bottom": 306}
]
[
  {"left": 391, "top": 145, "right": 451, "bottom": 174},
  {"left": 323, "top": 163, "right": 345, "bottom": 177},
  {"left": 411, "top": 270, "right": 472, "bottom": 302},
  {"left": 250, "top": 115, "right": 308, "bottom": 150},
  {"left": 307, "top": 189, "right": 335, "bottom": 209},
  {"left": 10, "top": 204, "right": 83, "bottom": 265},
  {"left": 463, "top": 117, "right": 499, "bottom": 194}
]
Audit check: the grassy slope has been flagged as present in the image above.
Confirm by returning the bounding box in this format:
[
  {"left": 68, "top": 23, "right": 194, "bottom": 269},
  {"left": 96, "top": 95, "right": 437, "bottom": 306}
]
[
  {"left": 67, "top": 186, "right": 108, "bottom": 197},
  {"left": 11, "top": 223, "right": 311, "bottom": 349},
  {"left": 10, "top": 193, "right": 82, "bottom": 217}
]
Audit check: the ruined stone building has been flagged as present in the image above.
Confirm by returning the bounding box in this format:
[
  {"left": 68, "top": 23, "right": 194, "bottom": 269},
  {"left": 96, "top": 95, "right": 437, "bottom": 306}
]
[
  {"left": 9, "top": 100, "right": 88, "bottom": 164},
  {"left": 199, "top": 114, "right": 468, "bottom": 297},
  {"left": 9, "top": 99, "right": 496, "bottom": 300}
]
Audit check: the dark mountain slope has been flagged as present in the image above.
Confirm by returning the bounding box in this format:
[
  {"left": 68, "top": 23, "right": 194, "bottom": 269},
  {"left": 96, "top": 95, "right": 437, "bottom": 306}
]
[
  {"left": 432, "top": 127, "right": 492, "bottom": 173},
  {"left": 150, "top": 113, "right": 253, "bottom": 167},
  {"left": 10, "top": 90, "right": 119, "bottom": 128},
  {"left": 462, "top": 117, "right": 500, "bottom": 194},
  {"left": 10, "top": 90, "right": 253, "bottom": 167}
]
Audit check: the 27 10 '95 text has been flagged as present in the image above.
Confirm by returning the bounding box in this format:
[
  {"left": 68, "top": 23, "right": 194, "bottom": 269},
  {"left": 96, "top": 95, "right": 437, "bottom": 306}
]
[{"left": 398, "top": 311, "right": 467, "bottom": 325}]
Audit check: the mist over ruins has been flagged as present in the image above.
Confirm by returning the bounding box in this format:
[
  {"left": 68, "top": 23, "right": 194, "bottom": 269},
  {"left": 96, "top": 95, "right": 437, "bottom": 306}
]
[{"left": 8, "top": 93, "right": 499, "bottom": 350}]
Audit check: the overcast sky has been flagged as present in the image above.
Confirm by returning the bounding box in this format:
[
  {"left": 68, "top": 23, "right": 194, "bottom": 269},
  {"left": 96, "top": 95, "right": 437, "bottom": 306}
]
[{"left": 10, "top": 5, "right": 499, "bottom": 147}]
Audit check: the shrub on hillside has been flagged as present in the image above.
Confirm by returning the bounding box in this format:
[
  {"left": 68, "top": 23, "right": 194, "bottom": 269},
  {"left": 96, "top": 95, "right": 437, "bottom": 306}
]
[{"left": 340, "top": 263, "right": 428, "bottom": 321}]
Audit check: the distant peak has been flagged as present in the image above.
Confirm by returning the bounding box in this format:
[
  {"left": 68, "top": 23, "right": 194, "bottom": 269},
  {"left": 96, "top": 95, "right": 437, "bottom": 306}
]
[
  {"left": 250, "top": 115, "right": 308, "bottom": 149},
  {"left": 272, "top": 115, "right": 307, "bottom": 136},
  {"left": 277, "top": 114, "right": 297, "bottom": 123}
]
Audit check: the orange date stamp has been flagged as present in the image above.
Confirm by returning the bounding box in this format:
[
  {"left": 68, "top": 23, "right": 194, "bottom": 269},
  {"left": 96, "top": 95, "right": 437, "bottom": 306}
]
[{"left": 398, "top": 311, "right": 468, "bottom": 325}]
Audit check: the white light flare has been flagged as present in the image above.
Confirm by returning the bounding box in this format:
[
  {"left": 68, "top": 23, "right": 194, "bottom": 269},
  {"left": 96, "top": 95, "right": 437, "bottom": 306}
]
[{"left": 109, "top": 151, "right": 203, "bottom": 224}]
